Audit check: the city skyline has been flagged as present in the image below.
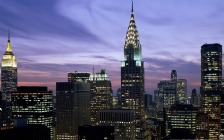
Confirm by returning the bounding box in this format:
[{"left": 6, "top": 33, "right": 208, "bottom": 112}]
[{"left": 0, "top": 0, "right": 224, "bottom": 94}]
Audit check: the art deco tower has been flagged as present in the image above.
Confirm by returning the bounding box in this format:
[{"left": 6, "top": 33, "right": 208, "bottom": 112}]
[
  {"left": 121, "top": 1, "right": 145, "bottom": 139},
  {"left": 1, "top": 32, "right": 17, "bottom": 126}
]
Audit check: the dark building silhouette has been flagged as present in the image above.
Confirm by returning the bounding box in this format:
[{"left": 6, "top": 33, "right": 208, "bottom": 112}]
[
  {"left": 117, "top": 88, "right": 122, "bottom": 106},
  {"left": 191, "top": 89, "right": 198, "bottom": 106},
  {"left": 121, "top": 1, "right": 146, "bottom": 138},
  {"left": 78, "top": 125, "right": 114, "bottom": 140},
  {"left": 166, "top": 128, "right": 196, "bottom": 139},
  {"left": 144, "top": 94, "right": 152, "bottom": 111},
  {"left": 1, "top": 33, "right": 17, "bottom": 128},
  {"left": 0, "top": 124, "right": 50, "bottom": 140},
  {"left": 201, "top": 43, "right": 222, "bottom": 139}
]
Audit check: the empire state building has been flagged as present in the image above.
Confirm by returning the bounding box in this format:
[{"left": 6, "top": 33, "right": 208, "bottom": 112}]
[
  {"left": 1, "top": 32, "right": 17, "bottom": 127},
  {"left": 121, "top": 1, "right": 145, "bottom": 139}
]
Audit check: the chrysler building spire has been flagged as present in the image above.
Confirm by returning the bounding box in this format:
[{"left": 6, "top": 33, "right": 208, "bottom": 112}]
[{"left": 124, "top": 0, "right": 142, "bottom": 61}]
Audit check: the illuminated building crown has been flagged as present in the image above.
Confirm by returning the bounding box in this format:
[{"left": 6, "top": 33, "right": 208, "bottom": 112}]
[
  {"left": 2, "top": 32, "right": 17, "bottom": 68},
  {"left": 124, "top": 1, "right": 142, "bottom": 61}
]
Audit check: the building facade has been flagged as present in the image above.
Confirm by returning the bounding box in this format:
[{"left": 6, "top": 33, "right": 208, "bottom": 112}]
[
  {"left": 157, "top": 80, "right": 176, "bottom": 112},
  {"left": 1, "top": 34, "right": 17, "bottom": 128},
  {"left": 196, "top": 111, "right": 209, "bottom": 139},
  {"left": 11, "top": 86, "right": 53, "bottom": 139},
  {"left": 169, "top": 103, "right": 198, "bottom": 134},
  {"left": 89, "top": 70, "right": 112, "bottom": 125},
  {"left": 222, "top": 79, "right": 224, "bottom": 135},
  {"left": 56, "top": 82, "right": 91, "bottom": 140},
  {"left": 201, "top": 43, "right": 222, "bottom": 139},
  {"left": 68, "top": 71, "right": 90, "bottom": 83},
  {"left": 100, "top": 109, "right": 135, "bottom": 140},
  {"left": 176, "top": 79, "right": 187, "bottom": 104}
]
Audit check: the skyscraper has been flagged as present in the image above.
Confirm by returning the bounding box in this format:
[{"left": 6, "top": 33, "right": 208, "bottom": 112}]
[
  {"left": 201, "top": 43, "right": 222, "bottom": 139},
  {"left": 221, "top": 79, "right": 224, "bottom": 134},
  {"left": 176, "top": 79, "right": 187, "bottom": 104},
  {"left": 89, "top": 70, "right": 112, "bottom": 125},
  {"left": 68, "top": 70, "right": 112, "bottom": 125},
  {"left": 56, "top": 82, "right": 91, "bottom": 140},
  {"left": 171, "top": 70, "right": 177, "bottom": 80},
  {"left": 171, "top": 70, "right": 187, "bottom": 104},
  {"left": 157, "top": 80, "right": 176, "bottom": 112},
  {"left": 11, "top": 86, "right": 53, "bottom": 138},
  {"left": 121, "top": 1, "right": 145, "bottom": 138},
  {"left": 191, "top": 89, "right": 199, "bottom": 106},
  {"left": 1, "top": 32, "right": 17, "bottom": 127}
]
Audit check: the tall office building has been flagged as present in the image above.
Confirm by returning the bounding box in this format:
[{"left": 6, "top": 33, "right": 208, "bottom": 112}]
[
  {"left": 157, "top": 80, "right": 176, "bottom": 112},
  {"left": 157, "top": 70, "right": 188, "bottom": 136},
  {"left": 117, "top": 88, "right": 122, "bottom": 106},
  {"left": 157, "top": 80, "right": 176, "bottom": 135},
  {"left": 56, "top": 82, "right": 91, "bottom": 140},
  {"left": 171, "top": 70, "right": 177, "bottom": 80},
  {"left": 191, "top": 89, "right": 198, "bottom": 106},
  {"left": 11, "top": 86, "right": 53, "bottom": 138},
  {"left": 144, "top": 94, "right": 153, "bottom": 111},
  {"left": 176, "top": 79, "right": 187, "bottom": 104},
  {"left": 1, "top": 33, "right": 17, "bottom": 127},
  {"left": 201, "top": 43, "right": 222, "bottom": 139},
  {"left": 68, "top": 70, "right": 112, "bottom": 125},
  {"left": 154, "top": 90, "right": 158, "bottom": 103},
  {"left": 171, "top": 70, "right": 187, "bottom": 104},
  {"left": 222, "top": 79, "right": 224, "bottom": 134},
  {"left": 89, "top": 70, "right": 112, "bottom": 125},
  {"left": 121, "top": 1, "right": 145, "bottom": 138}
]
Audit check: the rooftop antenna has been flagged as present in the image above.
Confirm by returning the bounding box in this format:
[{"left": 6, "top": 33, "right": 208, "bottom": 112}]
[
  {"left": 131, "top": 0, "right": 134, "bottom": 13},
  {"left": 8, "top": 29, "right": 10, "bottom": 42},
  {"left": 92, "top": 65, "right": 95, "bottom": 81}
]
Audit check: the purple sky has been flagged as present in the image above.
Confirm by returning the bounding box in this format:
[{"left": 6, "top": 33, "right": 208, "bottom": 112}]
[{"left": 0, "top": 0, "right": 224, "bottom": 95}]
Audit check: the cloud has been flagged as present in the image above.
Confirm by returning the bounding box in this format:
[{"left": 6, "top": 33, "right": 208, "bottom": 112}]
[
  {"left": 17, "top": 60, "right": 121, "bottom": 93},
  {"left": 0, "top": 0, "right": 105, "bottom": 44}
]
